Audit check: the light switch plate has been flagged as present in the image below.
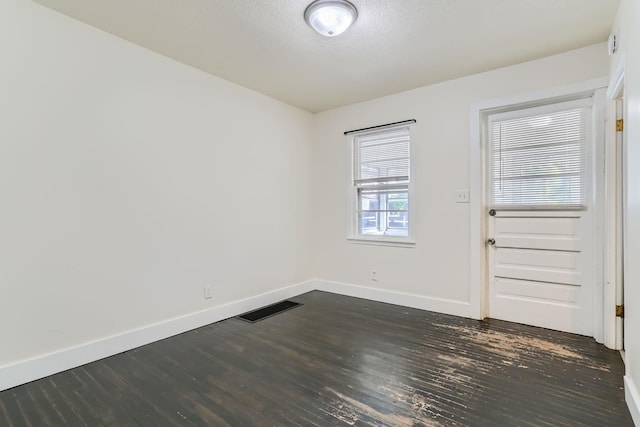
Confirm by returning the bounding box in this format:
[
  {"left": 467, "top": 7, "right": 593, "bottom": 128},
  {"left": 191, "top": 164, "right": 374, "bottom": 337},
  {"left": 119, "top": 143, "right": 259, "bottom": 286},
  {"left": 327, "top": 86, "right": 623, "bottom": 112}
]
[{"left": 456, "top": 190, "right": 470, "bottom": 203}]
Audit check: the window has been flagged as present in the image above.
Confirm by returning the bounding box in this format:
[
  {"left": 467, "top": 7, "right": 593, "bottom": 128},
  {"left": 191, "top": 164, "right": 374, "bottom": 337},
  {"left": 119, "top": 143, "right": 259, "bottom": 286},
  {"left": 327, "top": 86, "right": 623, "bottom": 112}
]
[
  {"left": 488, "top": 99, "right": 592, "bottom": 209},
  {"left": 350, "top": 125, "right": 412, "bottom": 242}
]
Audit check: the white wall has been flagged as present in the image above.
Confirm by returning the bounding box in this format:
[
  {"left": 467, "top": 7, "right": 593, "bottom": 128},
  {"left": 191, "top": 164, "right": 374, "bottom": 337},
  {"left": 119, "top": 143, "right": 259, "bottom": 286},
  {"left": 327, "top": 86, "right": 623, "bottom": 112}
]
[
  {"left": 610, "top": 0, "right": 640, "bottom": 423},
  {"left": 312, "top": 44, "right": 609, "bottom": 314},
  {"left": 0, "top": 0, "right": 313, "bottom": 366}
]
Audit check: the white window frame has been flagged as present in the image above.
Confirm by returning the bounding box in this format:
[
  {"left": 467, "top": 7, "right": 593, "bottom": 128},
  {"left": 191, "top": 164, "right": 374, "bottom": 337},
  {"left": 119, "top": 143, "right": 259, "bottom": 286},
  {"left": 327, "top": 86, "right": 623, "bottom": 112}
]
[{"left": 347, "top": 124, "right": 415, "bottom": 247}]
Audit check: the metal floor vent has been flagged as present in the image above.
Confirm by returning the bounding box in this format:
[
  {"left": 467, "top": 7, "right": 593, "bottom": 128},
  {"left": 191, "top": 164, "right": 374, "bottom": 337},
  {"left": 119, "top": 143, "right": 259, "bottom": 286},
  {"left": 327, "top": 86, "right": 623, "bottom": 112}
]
[{"left": 237, "top": 300, "right": 301, "bottom": 323}]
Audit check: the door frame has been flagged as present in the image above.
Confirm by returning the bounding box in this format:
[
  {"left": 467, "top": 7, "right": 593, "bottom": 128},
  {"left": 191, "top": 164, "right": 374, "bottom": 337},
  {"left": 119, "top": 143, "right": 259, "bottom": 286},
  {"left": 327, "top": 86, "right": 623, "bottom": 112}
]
[
  {"left": 603, "top": 55, "right": 626, "bottom": 350},
  {"left": 469, "top": 77, "right": 609, "bottom": 339}
]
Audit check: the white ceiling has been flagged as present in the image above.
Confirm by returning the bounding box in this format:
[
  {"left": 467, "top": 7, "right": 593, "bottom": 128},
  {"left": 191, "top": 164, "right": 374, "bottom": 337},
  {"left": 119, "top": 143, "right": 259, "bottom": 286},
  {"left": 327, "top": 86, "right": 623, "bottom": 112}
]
[{"left": 32, "top": 0, "right": 619, "bottom": 113}]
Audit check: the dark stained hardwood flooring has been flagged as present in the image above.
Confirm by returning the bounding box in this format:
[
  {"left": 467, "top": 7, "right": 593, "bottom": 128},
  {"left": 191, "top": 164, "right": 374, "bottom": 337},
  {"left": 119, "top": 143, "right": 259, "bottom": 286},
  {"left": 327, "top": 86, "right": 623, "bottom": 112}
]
[{"left": 0, "top": 291, "right": 633, "bottom": 426}]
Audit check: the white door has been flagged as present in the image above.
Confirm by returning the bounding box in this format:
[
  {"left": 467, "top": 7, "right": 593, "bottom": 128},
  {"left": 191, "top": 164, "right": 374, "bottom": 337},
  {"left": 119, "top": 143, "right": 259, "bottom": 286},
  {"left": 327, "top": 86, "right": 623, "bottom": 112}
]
[
  {"left": 615, "top": 98, "right": 625, "bottom": 349},
  {"left": 487, "top": 210, "right": 593, "bottom": 335},
  {"left": 486, "top": 98, "right": 595, "bottom": 336}
]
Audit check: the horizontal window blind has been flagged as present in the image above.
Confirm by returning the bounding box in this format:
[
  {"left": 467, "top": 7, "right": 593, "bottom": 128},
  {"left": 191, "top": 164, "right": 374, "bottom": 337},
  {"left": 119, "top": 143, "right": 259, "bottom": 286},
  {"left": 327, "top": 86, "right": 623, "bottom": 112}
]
[
  {"left": 489, "top": 100, "right": 591, "bottom": 209},
  {"left": 354, "top": 126, "right": 410, "bottom": 186}
]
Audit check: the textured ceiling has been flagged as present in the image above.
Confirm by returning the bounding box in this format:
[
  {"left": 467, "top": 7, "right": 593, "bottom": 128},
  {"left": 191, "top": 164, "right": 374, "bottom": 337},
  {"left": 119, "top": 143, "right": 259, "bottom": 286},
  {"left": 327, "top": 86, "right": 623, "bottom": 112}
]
[{"left": 31, "top": 0, "right": 619, "bottom": 113}]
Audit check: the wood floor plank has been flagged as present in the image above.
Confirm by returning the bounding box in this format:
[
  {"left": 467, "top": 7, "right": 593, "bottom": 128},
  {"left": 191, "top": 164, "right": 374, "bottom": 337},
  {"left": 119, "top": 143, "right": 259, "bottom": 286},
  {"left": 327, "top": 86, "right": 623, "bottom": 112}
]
[
  {"left": 45, "top": 374, "right": 105, "bottom": 427},
  {"left": 1, "top": 390, "right": 32, "bottom": 427},
  {"left": 34, "top": 382, "right": 73, "bottom": 426},
  {"left": 0, "top": 291, "right": 633, "bottom": 426}
]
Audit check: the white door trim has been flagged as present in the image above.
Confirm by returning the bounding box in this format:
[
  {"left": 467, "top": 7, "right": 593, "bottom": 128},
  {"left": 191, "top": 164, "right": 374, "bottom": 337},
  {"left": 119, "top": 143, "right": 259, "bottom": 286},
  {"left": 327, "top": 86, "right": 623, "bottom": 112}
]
[
  {"left": 592, "top": 87, "right": 608, "bottom": 343},
  {"left": 603, "top": 56, "right": 626, "bottom": 349},
  {"left": 469, "top": 77, "right": 609, "bottom": 324},
  {"left": 607, "top": 53, "right": 626, "bottom": 100}
]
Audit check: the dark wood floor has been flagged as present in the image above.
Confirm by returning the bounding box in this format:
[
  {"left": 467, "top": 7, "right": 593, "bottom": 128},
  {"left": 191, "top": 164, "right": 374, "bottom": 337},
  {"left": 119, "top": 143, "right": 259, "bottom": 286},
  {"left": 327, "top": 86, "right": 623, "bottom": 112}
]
[{"left": 0, "top": 291, "right": 633, "bottom": 426}]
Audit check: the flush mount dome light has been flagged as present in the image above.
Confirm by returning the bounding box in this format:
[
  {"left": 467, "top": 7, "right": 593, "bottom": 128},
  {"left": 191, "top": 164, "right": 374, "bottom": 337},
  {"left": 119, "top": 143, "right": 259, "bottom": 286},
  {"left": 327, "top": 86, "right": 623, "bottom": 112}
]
[{"left": 304, "top": 0, "right": 358, "bottom": 37}]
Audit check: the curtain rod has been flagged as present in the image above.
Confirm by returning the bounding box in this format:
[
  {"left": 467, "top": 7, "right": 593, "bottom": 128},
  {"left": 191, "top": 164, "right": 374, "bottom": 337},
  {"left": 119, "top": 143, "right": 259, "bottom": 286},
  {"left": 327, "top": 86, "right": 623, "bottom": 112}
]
[{"left": 344, "top": 119, "right": 416, "bottom": 135}]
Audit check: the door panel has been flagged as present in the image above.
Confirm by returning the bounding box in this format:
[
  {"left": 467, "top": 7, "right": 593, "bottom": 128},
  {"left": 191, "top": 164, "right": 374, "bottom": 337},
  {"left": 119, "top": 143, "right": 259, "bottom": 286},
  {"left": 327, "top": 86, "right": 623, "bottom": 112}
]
[
  {"left": 491, "top": 278, "right": 584, "bottom": 333},
  {"left": 494, "top": 248, "right": 581, "bottom": 285},
  {"left": 496, "top": 217, "right": 579, "bottom": 236},
  {"left": 494, "top": 236, "right": 581, "bottom": 251},
  {"left": 495, "top": 216, "right": 581, "bottom": 251},
  {"left": 616, "top": 97, "right": 624, "bottom": 350},
  {"left": 493, "top": 278, "right": 579, "bottom": 304},
  {"left": 488, "top": 211, "right": 592, "bottom": 335}
]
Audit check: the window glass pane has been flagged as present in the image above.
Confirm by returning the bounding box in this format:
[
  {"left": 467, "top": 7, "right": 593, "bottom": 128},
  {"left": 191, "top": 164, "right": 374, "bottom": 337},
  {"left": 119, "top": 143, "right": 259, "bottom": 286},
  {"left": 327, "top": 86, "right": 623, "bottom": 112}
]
[
  {"left": 489, "top": 104, "right": 589, "bottom": 209},
  {"left": 359, "top": 192, "right": 379, "bottom": 233},
  {"left": 492, "top": 175, "right": 582, "bottom": 206},
  {"left": 357, "top": 188, "right": 408, "bottom": 237},
  {"left": 386, "top": 193, "right": 408, "bottom": 231}
]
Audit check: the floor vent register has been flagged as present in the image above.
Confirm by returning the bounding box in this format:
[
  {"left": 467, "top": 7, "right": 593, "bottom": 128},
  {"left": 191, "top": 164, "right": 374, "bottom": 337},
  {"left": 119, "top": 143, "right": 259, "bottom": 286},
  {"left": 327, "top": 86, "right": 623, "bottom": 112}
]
[{"left": 237, "top": 300, "right": 301, "bottom": 323}]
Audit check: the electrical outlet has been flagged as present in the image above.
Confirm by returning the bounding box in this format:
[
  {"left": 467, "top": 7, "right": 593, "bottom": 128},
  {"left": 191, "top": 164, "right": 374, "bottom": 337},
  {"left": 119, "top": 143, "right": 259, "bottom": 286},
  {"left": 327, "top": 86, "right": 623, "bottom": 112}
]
[
  {"left": 371, "top": 270, "right": 378, "bottom": 282},
  {"left": 204, "top": 286, "right": 212, "bottom": 299}
]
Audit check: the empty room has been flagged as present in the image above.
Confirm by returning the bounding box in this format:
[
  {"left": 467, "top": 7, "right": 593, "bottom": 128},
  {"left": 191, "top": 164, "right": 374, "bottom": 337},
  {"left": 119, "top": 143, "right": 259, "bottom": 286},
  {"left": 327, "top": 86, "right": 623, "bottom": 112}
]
[{"left": 1, "top": 0, "right": 639, "bottom": 425}]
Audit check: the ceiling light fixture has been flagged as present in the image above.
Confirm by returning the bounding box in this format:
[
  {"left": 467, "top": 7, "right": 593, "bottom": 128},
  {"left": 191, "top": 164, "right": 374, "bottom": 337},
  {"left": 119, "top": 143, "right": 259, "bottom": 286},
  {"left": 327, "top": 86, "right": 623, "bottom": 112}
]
[{"left": 304, "top": 0, "right": 358, "bottom": 37}]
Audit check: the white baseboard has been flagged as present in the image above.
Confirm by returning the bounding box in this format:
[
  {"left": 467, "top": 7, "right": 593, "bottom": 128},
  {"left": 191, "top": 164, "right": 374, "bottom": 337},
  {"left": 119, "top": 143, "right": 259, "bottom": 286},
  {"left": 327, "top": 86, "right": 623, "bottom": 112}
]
[
  {"left": 4, "top": 276, "right": 633, "bottom": 421},
  {"left": 0, "top": 280, "right": 315, "bottom": 392},
  {"left": 0, "top": 279, "right": 474, "bottom": 392},
  {"left": 310, "top": 279, "right": 472, "bottom": 318},
  {"left": 626, "top": 375, "right": 640, "bottom": 426}
]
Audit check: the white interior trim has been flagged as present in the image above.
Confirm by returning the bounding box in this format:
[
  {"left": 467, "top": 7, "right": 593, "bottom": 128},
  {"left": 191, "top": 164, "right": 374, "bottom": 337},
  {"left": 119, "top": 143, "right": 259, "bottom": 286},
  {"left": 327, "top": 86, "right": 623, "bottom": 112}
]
[
  {"left": 469, "top": 104, "right": 485, "bottom": 320},
  {"left": 487, "top": 97, "right": 593, "bottom": 122},
  {"left": 0, "top": 278, "right": 474, "bottom": 391},
  {"left": 311, "top": 279, "right": 472, "bottom": 318},
  {"left": 0, "top": 280, "right": 316, "bottom": 392},
  {"left": 607, "top": 53, "right": 626, "bottom": 100},
  {"left": 469, "top": 77, "right": 609, "bottom": 322},
  {"left": 603, "top": 97, "right": 618, "bottom": 348},
  {"left": 625, "top": 375, "right": 640, "bottom": 426},
  {"left": 347, "top": 237, "right": 416, "bottom": 248},
  {"left": 603, "top": 59, "right": 625, "bottom": 350},
  {"left": 591, "top": 87, "right": 607, "bottom": 343}
]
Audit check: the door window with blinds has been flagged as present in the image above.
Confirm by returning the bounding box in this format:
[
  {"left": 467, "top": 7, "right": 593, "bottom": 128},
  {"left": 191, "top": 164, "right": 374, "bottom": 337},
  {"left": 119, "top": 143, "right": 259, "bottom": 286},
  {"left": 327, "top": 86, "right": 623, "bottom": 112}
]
[
  {"left": 488, "top": 99, "right": 592, "bottom": 209},
  {"left": 350, "top": 125, "right": 412, "bottom": 241}
]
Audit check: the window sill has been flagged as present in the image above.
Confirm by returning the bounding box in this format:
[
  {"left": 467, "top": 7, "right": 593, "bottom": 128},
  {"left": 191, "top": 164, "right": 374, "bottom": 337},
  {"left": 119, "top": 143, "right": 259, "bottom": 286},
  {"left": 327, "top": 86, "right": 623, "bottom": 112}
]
[{"left": 347, "top": 236, "right": 416, "bottom": 248}]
